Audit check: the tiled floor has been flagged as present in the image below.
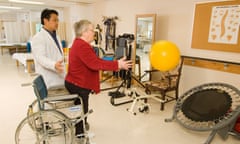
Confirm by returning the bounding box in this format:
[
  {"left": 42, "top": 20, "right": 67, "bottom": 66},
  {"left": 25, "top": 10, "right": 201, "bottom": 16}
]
[{"left": 0, "top": 51, "right": 239, "bottom": 144}]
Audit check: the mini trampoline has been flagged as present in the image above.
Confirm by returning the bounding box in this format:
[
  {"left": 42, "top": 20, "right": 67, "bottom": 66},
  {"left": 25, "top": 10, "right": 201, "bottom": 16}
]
[{"left": 165, "top": 82, "right": 240, "bottom": 144}]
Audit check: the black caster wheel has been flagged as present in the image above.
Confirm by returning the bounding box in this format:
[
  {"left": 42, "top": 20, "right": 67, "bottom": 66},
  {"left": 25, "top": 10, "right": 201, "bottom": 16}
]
[{"left": 138, "top": 105, "right": 150, "bottom": 114}]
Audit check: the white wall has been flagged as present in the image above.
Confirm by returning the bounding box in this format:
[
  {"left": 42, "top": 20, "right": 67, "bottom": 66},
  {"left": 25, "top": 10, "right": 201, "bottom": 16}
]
[
  {"left": 83, "top": 0, "right": 240, "bottom": 94},
  {"left": 63, "top": 4, "right": 94, "bottom": 47}
]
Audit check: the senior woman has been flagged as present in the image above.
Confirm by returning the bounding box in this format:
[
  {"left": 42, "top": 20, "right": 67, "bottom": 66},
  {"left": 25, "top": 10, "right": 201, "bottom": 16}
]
[{"left": 65, "top": 20, "right": 132, "bottom": 140}]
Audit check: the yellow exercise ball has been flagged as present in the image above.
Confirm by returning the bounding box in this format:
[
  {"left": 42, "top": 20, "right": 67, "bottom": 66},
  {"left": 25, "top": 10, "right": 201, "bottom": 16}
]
[{"left": 149, "top": 40, "right": 180, "bottom": 71}]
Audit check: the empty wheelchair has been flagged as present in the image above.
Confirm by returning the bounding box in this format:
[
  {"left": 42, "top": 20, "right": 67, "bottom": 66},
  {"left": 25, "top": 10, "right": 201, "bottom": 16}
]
[{"left": 15, "top": 75, "right": 92, "bottom": 144}]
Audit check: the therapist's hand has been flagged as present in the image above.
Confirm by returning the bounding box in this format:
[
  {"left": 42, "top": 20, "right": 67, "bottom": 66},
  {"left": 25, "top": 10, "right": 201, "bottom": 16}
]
[{"left": 55, "top": 59, "right": 64, "bottom": 73}]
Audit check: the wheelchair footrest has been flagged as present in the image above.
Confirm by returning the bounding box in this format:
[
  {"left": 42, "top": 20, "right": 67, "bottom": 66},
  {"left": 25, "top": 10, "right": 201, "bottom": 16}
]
[{"left": 57, "top": 105, "right": 82, "bottom": 119}]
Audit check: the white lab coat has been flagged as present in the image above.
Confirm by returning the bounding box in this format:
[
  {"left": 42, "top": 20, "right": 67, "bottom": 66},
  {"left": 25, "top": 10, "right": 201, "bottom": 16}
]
[{"left": 31, "top": 28, "right": 65, "bottom": 89}]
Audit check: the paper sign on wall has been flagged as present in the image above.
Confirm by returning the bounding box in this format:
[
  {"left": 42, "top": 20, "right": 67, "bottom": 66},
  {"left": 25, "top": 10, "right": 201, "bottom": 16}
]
[{"left": 208, "top": 5, "right": 240, "bottom": 44}]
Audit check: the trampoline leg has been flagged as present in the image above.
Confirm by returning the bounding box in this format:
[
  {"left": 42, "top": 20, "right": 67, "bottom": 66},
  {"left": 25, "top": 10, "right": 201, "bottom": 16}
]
[
  {"left": 164, "top": 106, "right": 178, "bottom": 122},
  {"left": 204, "top": 130, "right": 217, "bottom": 144},
  {"left": 164, "top": 117, "right": 174, "bottom": 122}
]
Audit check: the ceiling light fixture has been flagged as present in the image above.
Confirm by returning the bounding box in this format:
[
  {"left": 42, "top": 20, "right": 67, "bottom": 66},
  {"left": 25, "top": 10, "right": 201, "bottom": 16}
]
[
  {"left": 0, "top": 5, "right": 22, "bottom": 10},
  {"left": 8, "top": 0, "right": 44, "bottom": 5}
]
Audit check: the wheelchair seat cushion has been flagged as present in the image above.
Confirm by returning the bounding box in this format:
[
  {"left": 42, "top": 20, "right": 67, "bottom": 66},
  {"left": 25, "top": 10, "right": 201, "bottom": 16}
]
[{"left": 181, "top": 89, "right": 232, "bottom": 122}]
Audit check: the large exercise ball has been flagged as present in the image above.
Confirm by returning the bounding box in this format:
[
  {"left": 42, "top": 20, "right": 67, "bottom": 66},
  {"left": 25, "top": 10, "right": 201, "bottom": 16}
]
[{"left": 149, "top": 40, "right": 180, "bottom": 71}]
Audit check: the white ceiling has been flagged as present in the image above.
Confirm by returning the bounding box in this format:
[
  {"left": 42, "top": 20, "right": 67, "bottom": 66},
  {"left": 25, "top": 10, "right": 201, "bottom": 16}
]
[
  {"left": 0, "top": 0, "right": 229, "bottom": 13},
  {"left": 0, "top": 0, "right": 99, "bottom": 13}
]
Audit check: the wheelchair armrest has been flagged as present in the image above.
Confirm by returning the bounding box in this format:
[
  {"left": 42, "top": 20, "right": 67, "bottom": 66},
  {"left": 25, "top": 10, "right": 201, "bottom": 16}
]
[
  {"left": 166, "top": 74, "right": 179, "bottom": 78},
  {"left": 139, "top": 69, "right": 159, "bottom": 81},
  {"left": 144, "top": 69, "right": 158, "bottom": 73},
  {"left": 47, "top": 86, "right": 70, "bottom": 96},
  {"left": 165, "top": 74, "right": 179, "bottom": 86},
  {"left": 43, "top": 94, "right": 79, "bottom": 102},
  {"left": 48, "top": 85, "right": 66, "bottom": 90},
  {"left": 21, "top": 83, "right": 32, "bottom": 87}
]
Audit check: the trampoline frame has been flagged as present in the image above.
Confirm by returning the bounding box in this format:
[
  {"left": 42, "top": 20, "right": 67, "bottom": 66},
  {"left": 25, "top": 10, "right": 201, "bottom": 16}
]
[{"left": 165, "top": 82, "right": 240, "bottom": 144}]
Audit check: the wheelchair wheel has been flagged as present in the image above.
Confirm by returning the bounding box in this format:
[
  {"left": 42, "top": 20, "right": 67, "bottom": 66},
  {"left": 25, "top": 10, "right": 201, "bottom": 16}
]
[{"left": 15, "top": 109, "right": 74, "bottom": 144}]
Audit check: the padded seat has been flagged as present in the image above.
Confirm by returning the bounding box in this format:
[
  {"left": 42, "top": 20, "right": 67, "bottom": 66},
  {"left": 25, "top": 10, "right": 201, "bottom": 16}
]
[{"left": 12, "top": 53, "right": 34, "bottom": 73}]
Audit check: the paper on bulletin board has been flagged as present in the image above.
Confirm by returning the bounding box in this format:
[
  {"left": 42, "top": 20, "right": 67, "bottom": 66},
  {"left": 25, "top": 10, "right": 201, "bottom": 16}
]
[{"left": 208, "top": 5, "right": 240, "bottom": 44}]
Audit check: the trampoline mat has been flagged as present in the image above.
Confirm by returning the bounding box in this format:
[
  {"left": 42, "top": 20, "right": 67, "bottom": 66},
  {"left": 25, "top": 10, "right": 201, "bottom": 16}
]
[{"left": 182, "top": 89, "right": 232, "bottom": 122}]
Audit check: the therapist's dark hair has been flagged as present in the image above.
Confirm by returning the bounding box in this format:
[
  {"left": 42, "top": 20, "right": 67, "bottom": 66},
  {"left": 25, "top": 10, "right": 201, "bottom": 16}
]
[{"left": 41, "top": 8, "right": 58, "bottom": 25}]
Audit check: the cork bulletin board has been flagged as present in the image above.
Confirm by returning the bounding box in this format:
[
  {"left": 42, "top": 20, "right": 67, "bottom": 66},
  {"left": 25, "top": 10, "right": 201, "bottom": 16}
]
[{"left": 191, "top": 0, "right": 240, "bottom": 53}]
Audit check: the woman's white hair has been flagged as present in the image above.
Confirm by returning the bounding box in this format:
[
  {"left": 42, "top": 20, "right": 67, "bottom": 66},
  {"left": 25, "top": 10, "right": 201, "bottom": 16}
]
[{"left": 74, "top": 20, "right": 92, "bottom": 37}]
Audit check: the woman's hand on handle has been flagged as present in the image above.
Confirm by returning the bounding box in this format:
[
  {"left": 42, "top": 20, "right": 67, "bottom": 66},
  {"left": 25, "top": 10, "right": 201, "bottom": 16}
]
[{"left": 118, "top": 56, "right": 132, "bottom": 70}]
